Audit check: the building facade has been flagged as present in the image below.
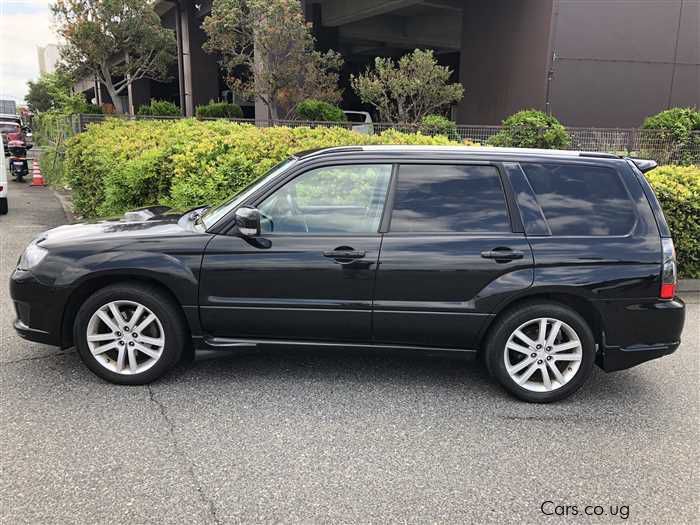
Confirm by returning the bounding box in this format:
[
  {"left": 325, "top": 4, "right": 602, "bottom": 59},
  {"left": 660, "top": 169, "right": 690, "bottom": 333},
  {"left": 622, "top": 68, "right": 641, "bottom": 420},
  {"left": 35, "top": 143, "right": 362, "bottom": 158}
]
[{"left": 77, "top": 0, "right": 699, "bottom": 127}]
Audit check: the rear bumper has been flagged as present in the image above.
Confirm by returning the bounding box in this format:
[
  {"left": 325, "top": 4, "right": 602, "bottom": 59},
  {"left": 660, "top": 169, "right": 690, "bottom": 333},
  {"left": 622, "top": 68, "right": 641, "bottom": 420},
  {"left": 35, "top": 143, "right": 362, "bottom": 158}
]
[
  {"left": 598, "top": 340, "right": 680, "bottom": 372},
  {"left": 596, "top": 297, "right": 685, "bottom": 372}
]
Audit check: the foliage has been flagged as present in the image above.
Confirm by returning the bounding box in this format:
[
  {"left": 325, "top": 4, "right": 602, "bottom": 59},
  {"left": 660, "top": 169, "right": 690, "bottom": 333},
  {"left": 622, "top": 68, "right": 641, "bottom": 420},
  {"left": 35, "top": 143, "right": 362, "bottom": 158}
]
[
  {"left": 195, "top": 101, "right": 244, "bottom": 119},
  {"left": 52, "top": 0, "right": 176, "bottom": 114},
  {"left": 62, "top": 119, "right": 461, "bottom": 218},
  {"left": 419, "top": 114, "right": 458, "bottom": 140},
  {"left": 25, "top": 72, "right": 93, "bottom": 114},
  {"left": 488, "top": 110, "right": 571, "bottom": 149},
  {"left": 295, "top": 99, "right": 346, "bottom": 122},
  {"left": 351, "top": 49, "right": 464, "bottom": 124},
  {"left": 203, "top": 0, "right": 343, "bottom": 120},
  {"left": 642, "top": 107, "right": 700, "bottom": 165},
  {"left": 137, "top": 100, "right": 180, "bottom": 117},
  {"left": 646, "top": 165, "right": 700, "bottom": 278}
]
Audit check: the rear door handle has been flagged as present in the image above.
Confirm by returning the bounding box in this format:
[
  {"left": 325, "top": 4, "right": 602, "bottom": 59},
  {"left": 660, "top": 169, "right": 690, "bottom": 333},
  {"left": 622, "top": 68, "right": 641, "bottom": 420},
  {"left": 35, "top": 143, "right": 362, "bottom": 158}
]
[
  {"left": 323, "top": 250, "right": 366, "bottom": 259},
  {"left": 481, "top": 248, "right": 525, "bottom": 261}
]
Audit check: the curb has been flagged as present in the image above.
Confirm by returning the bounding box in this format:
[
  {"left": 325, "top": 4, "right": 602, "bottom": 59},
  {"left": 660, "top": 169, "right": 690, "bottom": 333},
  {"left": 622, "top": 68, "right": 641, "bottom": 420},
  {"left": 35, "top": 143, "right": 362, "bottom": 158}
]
[
  {"left": 678, "top": 279, "right": 700, "bottom": 293},
  {"left": 52, "top": 189, "right": 76, "bottom": 223}
]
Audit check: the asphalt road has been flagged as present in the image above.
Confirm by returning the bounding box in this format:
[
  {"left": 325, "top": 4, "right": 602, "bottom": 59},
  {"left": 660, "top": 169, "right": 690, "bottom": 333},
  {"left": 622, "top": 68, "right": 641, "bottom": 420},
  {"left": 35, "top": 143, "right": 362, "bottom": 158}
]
[{"left": 1, "top": 176, "right": 698, "bottom": 524}]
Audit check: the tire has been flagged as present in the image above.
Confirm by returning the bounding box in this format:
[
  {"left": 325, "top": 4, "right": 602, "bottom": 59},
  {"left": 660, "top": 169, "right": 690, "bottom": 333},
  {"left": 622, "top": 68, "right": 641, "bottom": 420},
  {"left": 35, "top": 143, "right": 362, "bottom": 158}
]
[
  {"left": 74, "top": 283, "right": 186, "bottom": 385},
  {"left": 0, "top": 198, "right": 7, "bottom": 215},
  {"left": 485, "top": 301, "right": 596, "bottom": 403}
]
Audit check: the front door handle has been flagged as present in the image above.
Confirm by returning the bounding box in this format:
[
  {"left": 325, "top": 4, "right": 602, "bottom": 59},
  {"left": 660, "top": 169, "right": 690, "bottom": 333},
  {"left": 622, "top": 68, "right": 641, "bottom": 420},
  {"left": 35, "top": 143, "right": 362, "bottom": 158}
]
[
  {"left": 481, "top": 248, "right": 525, "bottom": 261},
  {"left": 323, "top": 250, "right": 366, "bottom": 259}
]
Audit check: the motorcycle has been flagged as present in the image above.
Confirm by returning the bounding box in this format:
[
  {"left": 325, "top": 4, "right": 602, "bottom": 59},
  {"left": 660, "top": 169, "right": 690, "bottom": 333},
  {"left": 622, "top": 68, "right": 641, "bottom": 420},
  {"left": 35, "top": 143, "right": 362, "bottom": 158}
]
[{"left": 7, "top": 138, "right": 31, "bottom": 182}]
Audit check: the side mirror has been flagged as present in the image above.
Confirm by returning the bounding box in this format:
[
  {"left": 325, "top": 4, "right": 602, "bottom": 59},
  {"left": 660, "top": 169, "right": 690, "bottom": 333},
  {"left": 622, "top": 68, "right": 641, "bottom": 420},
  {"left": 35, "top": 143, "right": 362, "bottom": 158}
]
[{"left": 235, "top": 206, "right": 261, "bottom": 237}]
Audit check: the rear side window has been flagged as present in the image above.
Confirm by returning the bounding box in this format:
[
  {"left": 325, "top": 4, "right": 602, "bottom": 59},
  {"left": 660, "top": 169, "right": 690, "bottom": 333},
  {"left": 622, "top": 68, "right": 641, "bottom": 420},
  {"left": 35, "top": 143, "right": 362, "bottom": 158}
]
[
  {"left": 522, "top": 163, "right": 636, "bottom": 236},
  {"left": 390, "top": 164, "right": 511, "bottom": 233}
]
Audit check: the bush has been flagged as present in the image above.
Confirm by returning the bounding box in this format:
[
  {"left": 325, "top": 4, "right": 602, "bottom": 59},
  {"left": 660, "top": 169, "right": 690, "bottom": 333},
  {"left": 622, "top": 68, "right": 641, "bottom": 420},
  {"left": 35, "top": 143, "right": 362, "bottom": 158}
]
[
  {"left": 195, "top": 101, "right": 243, "bottom": 119},
  {"left": 137, "top": 99, "right": 180, "bottom": 117},
  {"left": 642, "top": 107, "right": 700, "bottom": 165},
  {"left": 63, "top": 118, "right": 464, "bottom": 218},
  {"left": 646, "top": 165, "right": 700, "bottom": 278},
  {"left": 295, "top": 99, "right": 346, "bottom": 122},
  {"left": 488, "top": 109, "right": 570, "bottom": 149},
  {"left": 419, "top": 114, "right": 458, "bottom": 140}
]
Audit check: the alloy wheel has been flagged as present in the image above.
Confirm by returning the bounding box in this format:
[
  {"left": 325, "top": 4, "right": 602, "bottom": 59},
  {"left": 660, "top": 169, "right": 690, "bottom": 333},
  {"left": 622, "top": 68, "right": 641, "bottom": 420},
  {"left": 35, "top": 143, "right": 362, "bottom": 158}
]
[
  {"left": 86, "top": 300, "right": 165, "bottom": 375},
  {"left": 503, "top": 317, "right": 583, "bottom": 392}
]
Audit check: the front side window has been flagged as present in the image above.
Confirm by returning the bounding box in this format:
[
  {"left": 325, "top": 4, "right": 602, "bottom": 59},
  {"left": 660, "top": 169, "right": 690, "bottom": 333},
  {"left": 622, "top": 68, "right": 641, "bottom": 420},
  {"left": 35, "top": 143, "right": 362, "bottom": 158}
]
[
  {"left": 258, "top": 164, "right": 392, "bottom": 234},
  {"left": 390, "top": 164, "right": 511, "bottom": 233},
  {"left": 521, "top": 163, "right": 636, "bottom": 236}
]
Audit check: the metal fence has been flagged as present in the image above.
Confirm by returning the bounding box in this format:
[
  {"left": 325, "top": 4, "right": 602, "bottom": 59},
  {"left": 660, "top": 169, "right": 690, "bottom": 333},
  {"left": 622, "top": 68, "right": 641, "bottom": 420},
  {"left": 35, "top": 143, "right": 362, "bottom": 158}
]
[{"left": 36, "top": 113, "right": 700, "bottom": 165}]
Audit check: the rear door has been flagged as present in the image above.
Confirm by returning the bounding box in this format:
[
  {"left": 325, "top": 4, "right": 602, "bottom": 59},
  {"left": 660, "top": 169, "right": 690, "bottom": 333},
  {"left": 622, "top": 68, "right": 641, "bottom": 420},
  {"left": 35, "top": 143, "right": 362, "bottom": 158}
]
[{"left": 372, "top": 162, "right": 534, "bottom": 350}]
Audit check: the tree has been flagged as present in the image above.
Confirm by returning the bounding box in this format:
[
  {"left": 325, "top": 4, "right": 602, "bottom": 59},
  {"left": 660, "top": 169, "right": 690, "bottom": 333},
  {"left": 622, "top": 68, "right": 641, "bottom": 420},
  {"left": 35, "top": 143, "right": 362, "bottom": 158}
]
[
  {"left": 51, "top": 0, "right": 176, "bottom": 114},
  {"left": 25, "top": 72, "right": 93, "bottom": 114},
  {"left": 203, "top": 0, "right": 343, "bottom": 120},
  {"left": 487, "top": 110, "right": 571, "bottom": 149},
  {"left": 351, "top": 49, "right": 464, "bottom": 124}
]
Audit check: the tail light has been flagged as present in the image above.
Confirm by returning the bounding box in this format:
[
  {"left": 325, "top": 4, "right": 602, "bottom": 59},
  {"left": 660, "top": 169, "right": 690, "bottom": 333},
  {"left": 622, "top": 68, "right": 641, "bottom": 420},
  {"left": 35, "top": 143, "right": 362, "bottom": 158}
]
[{"left": 660, "top": 238, "right": 677, "bottom": 299}]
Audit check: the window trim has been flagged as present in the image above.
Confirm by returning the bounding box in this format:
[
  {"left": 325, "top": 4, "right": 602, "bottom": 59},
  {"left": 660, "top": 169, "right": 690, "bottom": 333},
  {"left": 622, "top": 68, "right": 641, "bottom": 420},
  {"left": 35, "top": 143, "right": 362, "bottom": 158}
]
[
  {"left": 520, "top": 161, "right": 640, "bottom": 239},
  {"left": 249, "top": 162, "right": 395, "bottom": 238},
  {"left": 384, "top": 162, "right": 518, "bottom": 235}
]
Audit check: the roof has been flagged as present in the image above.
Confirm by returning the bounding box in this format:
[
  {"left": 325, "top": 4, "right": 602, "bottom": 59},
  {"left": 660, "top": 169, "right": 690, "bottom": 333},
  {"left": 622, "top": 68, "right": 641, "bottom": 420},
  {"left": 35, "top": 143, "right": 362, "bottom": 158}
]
[{"left": 295, "top": 145, "right": 620, "bottom": 161}]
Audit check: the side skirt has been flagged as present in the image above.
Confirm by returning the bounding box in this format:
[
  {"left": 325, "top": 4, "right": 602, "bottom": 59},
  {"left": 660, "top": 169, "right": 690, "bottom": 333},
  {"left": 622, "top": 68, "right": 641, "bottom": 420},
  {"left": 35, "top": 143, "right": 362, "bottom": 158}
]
[{"left": 197, "top": 336, "right": 478, "bottom": 359}]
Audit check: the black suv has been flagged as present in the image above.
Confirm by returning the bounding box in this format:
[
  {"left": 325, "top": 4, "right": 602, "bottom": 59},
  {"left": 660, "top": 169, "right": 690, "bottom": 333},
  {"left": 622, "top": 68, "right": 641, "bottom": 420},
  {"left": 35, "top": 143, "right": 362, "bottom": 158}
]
[{"left": 10, "top": 146, "right": 685, "bottom": 402}]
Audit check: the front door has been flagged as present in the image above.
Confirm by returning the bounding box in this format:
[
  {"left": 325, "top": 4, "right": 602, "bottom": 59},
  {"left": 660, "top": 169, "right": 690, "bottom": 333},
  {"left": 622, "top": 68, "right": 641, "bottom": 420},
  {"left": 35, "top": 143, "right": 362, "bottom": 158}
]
[
  {"left": 373, "top": 163, "right": 534, "bottom": 349},
  {"left": 199, "top": 163, "right": 393, "bottom": 342}
]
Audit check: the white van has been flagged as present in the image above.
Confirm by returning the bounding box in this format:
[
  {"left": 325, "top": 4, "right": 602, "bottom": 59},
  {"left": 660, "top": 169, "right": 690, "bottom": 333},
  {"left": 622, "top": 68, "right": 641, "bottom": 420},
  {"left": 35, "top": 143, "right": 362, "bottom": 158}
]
[{"left": 0, "top": 138, "right": 8, "bottom": 214}]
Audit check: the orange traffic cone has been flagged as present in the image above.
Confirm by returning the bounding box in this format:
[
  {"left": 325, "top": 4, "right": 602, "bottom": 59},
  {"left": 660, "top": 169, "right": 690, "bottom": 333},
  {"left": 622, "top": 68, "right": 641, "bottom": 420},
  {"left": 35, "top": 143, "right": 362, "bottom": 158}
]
[{"left": 30, "top": 161, "right": 46, "bottom": 187}]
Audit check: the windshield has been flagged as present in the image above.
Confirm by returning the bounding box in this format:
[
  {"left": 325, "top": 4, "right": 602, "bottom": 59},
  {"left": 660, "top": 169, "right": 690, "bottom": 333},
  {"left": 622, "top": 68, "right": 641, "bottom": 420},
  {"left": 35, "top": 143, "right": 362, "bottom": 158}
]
[
  {"left": 0, "top": 123, "right": 20, "bottom": 133},
  {"left": 200, "top": 157, "right": 297, "bottom": 230}
]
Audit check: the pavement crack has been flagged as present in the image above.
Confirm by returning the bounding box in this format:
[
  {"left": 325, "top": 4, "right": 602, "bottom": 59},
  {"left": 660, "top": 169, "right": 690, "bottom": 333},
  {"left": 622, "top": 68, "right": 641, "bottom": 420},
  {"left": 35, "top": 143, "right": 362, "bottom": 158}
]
[
  {"left": 0, "top": 350, "right": 75, "bottom": 366},
  {"left": 147, "top": 385, "right": 222, "bottom": 525}
]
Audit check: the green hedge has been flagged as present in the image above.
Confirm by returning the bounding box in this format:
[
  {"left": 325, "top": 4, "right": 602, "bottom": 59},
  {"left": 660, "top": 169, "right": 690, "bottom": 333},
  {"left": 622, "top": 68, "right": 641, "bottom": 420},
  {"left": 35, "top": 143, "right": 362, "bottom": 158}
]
[
  {"left": 63, "top": 118, "right": 459, "bottom": 218},
  {"left": 295, "top": 99, "right": 346, "bottom": 122},
  {"left": 642, "top": 107, "right": 700, "bottom": 165},
  {"left": 646, "top": 165, "right": 700, "bottom": 278},
  {"left": 488, "top": 109, "right": 571, "bottom": 149},
  {"left": 419, "top": 114, "right": 458, "bottom": 140},
  {"left": 137, "top": 99, "right": 180, "bottom": 116},
  {"left": 195, "top": 101, "right": 243, "bottom": 119}
]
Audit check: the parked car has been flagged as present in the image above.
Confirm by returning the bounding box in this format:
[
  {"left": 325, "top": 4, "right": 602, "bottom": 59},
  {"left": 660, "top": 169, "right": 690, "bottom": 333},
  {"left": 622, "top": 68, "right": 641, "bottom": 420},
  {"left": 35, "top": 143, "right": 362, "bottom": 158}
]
[
  {"left": 10, "top": 146, "right": 685, "bottom": 402},
  {"left": 343, "top": 110, "right": 373, "bottom": 134},
  {"left": 0, "top": 138, "right": 7, "bottom": 214}
]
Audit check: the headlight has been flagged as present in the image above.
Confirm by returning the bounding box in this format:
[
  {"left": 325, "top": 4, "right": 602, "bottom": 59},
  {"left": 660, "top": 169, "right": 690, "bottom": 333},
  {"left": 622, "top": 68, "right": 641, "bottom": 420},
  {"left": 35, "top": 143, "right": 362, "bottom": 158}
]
[{"left": 18, "top": 240, "right": 48, "bottom": 271}]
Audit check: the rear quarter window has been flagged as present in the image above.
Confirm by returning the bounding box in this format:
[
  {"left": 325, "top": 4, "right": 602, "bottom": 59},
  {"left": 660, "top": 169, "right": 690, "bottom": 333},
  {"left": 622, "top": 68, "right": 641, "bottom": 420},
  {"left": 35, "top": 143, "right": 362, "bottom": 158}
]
[{"left": 521, "top": 163, "right": 636, "bottom": 236}]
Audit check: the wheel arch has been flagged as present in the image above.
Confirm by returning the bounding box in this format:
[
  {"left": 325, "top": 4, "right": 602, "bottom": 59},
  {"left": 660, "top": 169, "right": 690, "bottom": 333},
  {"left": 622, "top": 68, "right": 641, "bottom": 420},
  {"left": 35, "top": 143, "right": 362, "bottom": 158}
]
[
  {"left": 477, "top": 291, "right": 604, "bottom": 355},
  {"left": 60, "top": 274, "right": 194, "bottom": 354}
]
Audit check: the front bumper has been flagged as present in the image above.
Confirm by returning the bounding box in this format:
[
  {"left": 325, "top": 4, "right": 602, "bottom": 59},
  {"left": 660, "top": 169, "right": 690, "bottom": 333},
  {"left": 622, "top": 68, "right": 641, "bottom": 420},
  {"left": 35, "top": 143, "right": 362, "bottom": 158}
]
[{"left": 10, "top": 269, "right": 65, "bottom": 347}]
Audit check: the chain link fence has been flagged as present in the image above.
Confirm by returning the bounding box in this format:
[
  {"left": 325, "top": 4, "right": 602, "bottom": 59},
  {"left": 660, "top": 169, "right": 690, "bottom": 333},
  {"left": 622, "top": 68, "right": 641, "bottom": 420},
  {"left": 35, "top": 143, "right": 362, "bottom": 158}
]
[{"left": 35, "top": 113, "right": 700, "bottom": 165}]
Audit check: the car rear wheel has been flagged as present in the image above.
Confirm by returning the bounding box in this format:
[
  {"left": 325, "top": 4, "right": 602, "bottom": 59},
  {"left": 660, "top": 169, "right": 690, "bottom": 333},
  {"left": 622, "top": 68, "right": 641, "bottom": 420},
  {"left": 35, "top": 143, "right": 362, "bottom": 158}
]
[
  {"left": 0, "top": 198, "right": 7, "bottom": 215},
  {"left": 485, "top": 302, "right": 595, "bottom": 403},
  {"left": 74, "top": 283, "right": 185, "bottom": 384}
]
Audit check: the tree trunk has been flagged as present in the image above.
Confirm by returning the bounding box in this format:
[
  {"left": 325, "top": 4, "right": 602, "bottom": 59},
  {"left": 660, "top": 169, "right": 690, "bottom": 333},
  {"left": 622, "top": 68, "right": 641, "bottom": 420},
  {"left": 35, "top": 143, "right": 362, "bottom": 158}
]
[{"left": 100, "top": 67, "right": 125, "bottom": 114}]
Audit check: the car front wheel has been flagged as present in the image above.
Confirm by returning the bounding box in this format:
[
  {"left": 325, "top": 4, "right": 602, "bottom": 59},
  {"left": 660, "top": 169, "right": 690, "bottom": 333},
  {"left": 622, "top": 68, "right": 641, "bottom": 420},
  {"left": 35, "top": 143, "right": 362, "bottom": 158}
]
[
  {"left": 74, "top": 283, "right": 185, "bottom": 384},
  {"left": 485, "top": 302, "right": 596, "bottom": 403}
]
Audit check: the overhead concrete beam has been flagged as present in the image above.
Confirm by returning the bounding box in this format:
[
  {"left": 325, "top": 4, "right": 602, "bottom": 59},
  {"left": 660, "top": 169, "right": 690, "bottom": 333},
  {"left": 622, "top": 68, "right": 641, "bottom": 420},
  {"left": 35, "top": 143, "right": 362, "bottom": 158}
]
[
  {"left": 339, "top": 14, "right": 461, "bottom": 51},
  {"left": 322, "top": 0, "right": 421, "bottom": 26}
]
